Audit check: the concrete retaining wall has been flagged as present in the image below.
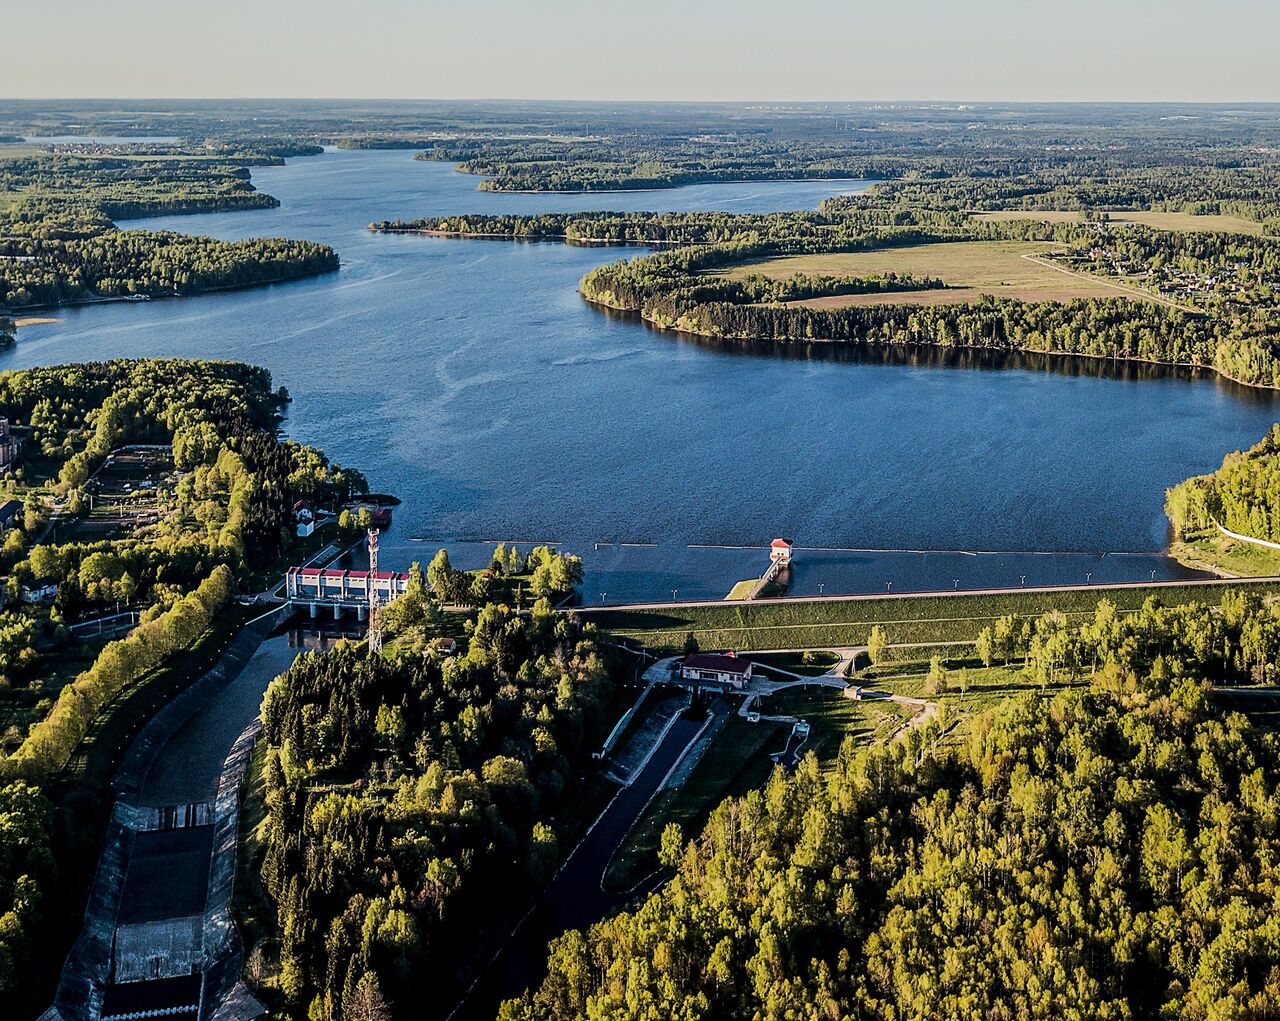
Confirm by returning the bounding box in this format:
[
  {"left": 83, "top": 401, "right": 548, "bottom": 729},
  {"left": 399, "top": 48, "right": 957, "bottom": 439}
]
[{"left": 43, "top": 606, "right": 287, "bottom": 1021}]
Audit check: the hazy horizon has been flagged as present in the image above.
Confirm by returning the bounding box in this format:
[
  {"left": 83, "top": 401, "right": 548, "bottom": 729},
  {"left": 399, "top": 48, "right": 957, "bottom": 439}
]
[{"left": 7, "top": 0, "right": 1280, "bottom": 103}]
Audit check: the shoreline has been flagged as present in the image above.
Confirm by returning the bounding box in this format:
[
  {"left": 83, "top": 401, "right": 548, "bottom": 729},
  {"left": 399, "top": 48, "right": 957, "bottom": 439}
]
[
  {"left": 371, "top": 226, "right": 686, "bottom": 246},
  {"left": 1, "top": 264, "right": 340, "bottom": 317},
  {"left": 575, "top": 291, "right": 1278, "bottom": 392},
  {"left": 450, "top": 171, "right": 882, "bottom": 196}
]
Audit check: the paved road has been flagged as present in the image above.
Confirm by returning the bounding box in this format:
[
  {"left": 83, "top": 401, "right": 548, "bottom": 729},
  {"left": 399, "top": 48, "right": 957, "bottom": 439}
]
[{"left": 451, "top": 707, "right": 706, "bottom": 1021}]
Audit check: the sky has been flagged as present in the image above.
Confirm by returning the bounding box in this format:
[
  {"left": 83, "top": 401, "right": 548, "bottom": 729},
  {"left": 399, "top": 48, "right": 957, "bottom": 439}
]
[{"left": 5, "top": 0, "right": 1280, "bottom": 102}]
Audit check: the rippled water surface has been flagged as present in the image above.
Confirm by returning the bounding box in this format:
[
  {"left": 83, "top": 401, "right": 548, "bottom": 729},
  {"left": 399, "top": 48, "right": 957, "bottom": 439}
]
[{"left": 12, "top": 149, "right": 1279, "bottom": 598}]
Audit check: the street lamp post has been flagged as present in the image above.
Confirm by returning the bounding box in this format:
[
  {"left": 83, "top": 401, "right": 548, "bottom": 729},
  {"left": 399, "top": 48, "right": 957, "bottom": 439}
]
[
  {"left": 818, "top": 583, "right": 824, "bottom": 595},
  {"left": 1020, "top": 575, "right": 1026, "bottom": 588}
]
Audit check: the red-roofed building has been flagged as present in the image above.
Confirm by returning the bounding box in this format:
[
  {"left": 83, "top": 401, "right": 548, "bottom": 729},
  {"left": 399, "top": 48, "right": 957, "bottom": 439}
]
[
  {"left": 770, "top": 539, "right": 793, "bottom": 565},
  {"left": 294, "top": 500, "right": 316, "bottom": 538},
  {"left": 285, "top": 566, "right": 411, "bottom": 604},
  {"left": 681, "top": 652, "right": 753, "bottom": 689}
]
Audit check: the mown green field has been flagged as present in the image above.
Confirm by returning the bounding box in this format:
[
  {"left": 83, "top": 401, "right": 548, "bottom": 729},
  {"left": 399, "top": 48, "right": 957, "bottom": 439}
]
[
  {"left": 722, "top": 239, "right": 1131, "bottom": 307},
  {"left": 589, "top": 580, "right": 1280, "bottom": 652}
]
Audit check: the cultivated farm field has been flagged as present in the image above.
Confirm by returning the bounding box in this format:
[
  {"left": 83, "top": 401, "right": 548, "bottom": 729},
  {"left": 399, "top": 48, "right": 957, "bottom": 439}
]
[{"left": 723, "top": 240, "right": 1150, "bottom": 308}]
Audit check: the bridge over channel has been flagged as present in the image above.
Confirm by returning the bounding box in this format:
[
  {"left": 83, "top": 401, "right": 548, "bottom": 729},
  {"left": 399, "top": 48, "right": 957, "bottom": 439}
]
[{"left": 284, "top": 566, "right": 410, "bottom": 619}]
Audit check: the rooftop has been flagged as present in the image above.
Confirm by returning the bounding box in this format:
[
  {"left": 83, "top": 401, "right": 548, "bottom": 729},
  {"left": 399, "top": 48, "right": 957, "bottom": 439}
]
[{"left": 683, "top": 652, "right": 751, "bottom": 675}]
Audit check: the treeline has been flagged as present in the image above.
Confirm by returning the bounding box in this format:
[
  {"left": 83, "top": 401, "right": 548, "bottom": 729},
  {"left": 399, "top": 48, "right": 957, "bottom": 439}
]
[
  {"left": 256, "top": 597, "right": 615, "bottom": 1019},
  {"left": 0, "top": 782, "right": 54, "bottom": 1011},
  {"left": 574, "top": 235, "right": 1256, "bottom": 376},
  {"left": 2, "top": 564, "right": 232, "bottom": 780},
  {"left": 370, "top": 208, "right": 967, "bottom": 244},
  {"left": 0, "top": 148, "right": 340, "bottom": 310},
  {"left": 0, "top": 230, "right": 338, "bottom": 310},
  {"left": 416, "top": 544, "right": 583, "bottom": 609},
  {"left": 400, "top": 211, "right": 1280, "bottom": 388},
  {"left": 505, "top": 593, "right": 1280, "bottom": 1020},
  {"left": 826, "top": 164, "right": 1280, "bottom": 231},
  {"left": 0, "top": 154, "right": 280, "bottom": 228},
  {"left": 413, "top": 138, "right": 900, "bottom": 193},
  {"left": 1167, "top": 423, "right": 1280, "bottom": 543}
]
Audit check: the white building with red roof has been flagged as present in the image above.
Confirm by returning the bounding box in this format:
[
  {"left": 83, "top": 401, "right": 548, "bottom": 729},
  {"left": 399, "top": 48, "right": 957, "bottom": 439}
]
[{"left": 681, "top": 651, "right": 754, "bottom": 689}]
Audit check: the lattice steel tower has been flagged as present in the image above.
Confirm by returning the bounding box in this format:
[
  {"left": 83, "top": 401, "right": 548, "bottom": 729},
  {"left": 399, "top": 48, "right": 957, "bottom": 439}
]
[{"left": 367, "top": 527, "right": 383, "bottom": 654}]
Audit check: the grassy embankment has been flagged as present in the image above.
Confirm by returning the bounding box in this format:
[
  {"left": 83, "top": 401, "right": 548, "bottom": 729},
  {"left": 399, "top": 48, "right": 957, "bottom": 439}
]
[
  {"left": 1169, "top": 531, "right": 1280, "bottom": 579},
  {"left": 588, "top": 580, "right": 1280, "bottom": 654},
  {"left": 603, "top": 710, "right": 789, "bottom": 893},
  {"left": 721, "top": 240, "right": 1150, "bottom": 309}
]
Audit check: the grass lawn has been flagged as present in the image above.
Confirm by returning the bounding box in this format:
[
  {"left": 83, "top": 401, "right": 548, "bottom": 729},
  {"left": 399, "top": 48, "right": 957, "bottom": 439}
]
[
  {"left": 589, "top": 580, "right": 1280, "bottom": 653},
  {"left": 1170, "top": 532, "right": 1280, "bottom": 579},
  {"left": 757, "top": 686, "right": 909, "bottom": 763},
  {"left": 603, "top": 710, "right": 787, "bottom": 893},
  {"left": 746, "top": 650, "right": 840, "bottom": 676},
  {"left": 724, "top": 579, "right": 756, "bottom": 600},
  {"left": 971, "top": 209, "right": 1265, "bottom": 236},
  {"left": 722, "top": 240, "right": 1145, "bottom": 307}
]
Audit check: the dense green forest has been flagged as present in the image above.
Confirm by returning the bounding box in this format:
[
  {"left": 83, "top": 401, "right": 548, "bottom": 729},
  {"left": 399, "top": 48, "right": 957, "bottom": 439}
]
[
  {"left": 1167, "top": 424, "right": 1280, "bottom": 544},
  {"left": 255, "top": 593, "right": 616, "bottom": 1020},
  {"left": 504, "top": 594, "right": 1280, "bottom": 1020},
  {"left": 0, "top": 147, "right": 339, "bottom": 310},
  {"left": 0, "top": 230, "right": 338, "bottom": 310},
  {"left": 0, "top": 359, "right": 363, "bottom": 1018}
]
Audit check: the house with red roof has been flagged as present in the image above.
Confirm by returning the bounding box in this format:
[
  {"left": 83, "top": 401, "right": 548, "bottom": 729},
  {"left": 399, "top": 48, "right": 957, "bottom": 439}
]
[{"left": 681, "top": 651, "right": 753, "bottom": 690}]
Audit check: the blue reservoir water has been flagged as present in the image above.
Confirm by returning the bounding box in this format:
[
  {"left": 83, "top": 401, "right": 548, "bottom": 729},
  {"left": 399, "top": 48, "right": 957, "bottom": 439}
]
[{"left": 10, "top": 149, "right": 1278, "bottom": 600}]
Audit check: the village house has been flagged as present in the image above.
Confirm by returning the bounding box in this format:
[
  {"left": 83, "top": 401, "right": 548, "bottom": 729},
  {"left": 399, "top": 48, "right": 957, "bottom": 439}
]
[
  {"left": 294, "top": 500, "right": 316, "bottom": 538},
  {"left": 0, "top": 499, "right": 21, "bottom": 532},
  {"left": 21, "top": 577, "right": 58, "bottom": 605},
  {"left": 433, "top": 636, "right": 458, "bottom": 657}
]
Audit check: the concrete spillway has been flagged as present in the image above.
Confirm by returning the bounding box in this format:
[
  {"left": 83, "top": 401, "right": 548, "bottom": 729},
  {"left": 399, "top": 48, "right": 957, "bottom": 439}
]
[{"left": 42, "top": 612, "right": 350, "bottom": 1021}]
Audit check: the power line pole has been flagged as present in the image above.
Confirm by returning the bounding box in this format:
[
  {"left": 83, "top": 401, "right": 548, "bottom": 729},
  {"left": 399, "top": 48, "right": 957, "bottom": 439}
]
[{"left": 367, "top": 527, "right": 382, "bottom": 654}]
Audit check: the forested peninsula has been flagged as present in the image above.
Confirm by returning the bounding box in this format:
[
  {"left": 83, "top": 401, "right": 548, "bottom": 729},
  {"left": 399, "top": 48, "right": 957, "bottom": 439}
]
[
  {"left": 371, "top": 209, "right": 1280, "bottom": 389},
  {"left": 0, "top": 146, "right": 338, "bottom": 312}
]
